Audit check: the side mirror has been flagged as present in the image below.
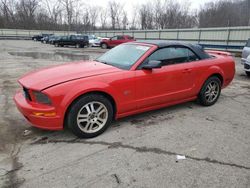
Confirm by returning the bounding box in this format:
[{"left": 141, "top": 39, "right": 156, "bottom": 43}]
[{"left": 142, "top": 60, "right": 162, "bottom": 70}]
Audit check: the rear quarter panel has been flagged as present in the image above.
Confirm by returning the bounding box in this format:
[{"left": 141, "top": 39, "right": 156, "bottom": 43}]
[{"left": 192, "top": 54, "right": 235, "bottom": 95}]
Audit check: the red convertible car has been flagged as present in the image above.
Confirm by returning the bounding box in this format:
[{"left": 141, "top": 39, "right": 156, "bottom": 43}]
[{"left": 14, "top": 41, "right": 235, "bottom": 138}]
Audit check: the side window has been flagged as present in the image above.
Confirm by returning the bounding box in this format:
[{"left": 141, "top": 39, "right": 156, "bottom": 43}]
[
  {"left": 71, "top": 35, "right": 76, "bottom": 40},
  {"left": 117, "top": 36, "right": 124, "bottom": 40},
  {"left": 111, "top": 36, "right": 118, "bottom": 40},
  {"left": 147, "top": 47, "right": 199, "bottom": 66}
]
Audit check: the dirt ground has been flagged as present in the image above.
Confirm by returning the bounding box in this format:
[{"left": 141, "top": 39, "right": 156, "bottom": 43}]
[{"left": 0, "top": 40, "right": 249, "bottom": 188}]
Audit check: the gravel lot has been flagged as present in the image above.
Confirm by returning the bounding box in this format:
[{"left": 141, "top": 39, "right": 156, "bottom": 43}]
[{"left": 0, "top": 40, "right": 250, "bottom": 188}]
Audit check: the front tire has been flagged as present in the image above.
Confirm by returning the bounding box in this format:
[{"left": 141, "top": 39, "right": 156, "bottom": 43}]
[
  {"left": 246, "top": 71, "right": 250, "bottom": 77},
  {"left": 101, "top": 43, "right": 108, "bottom": 49},
  {"left": 198, "top": 76, "right": 221, "bottom": 106},
  {"left": 67, "top": 94, "right": 113, "bottom": 138}
]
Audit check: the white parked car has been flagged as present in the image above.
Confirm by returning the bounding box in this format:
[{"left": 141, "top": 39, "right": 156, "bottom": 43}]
[
  {"left": 88, "top": 35, "right": 99, "bottom": 47},
  {"left": 241, "top": 38, "right": 250, "bottom": 77},
  {"left": 88, "top": 36, "right": 109, "bottom": 47}
]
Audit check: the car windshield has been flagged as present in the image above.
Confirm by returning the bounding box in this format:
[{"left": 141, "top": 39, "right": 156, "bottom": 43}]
[{"left": 96, "top": 44, "right": 150, "bottom": 70}]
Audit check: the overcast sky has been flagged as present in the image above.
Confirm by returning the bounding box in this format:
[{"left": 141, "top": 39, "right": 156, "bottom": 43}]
[{"left": 85, "top": 0, "right": 218, "bottom": 20}]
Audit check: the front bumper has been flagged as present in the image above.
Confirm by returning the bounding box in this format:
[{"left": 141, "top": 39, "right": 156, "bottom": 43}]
[
  {"left": 241, "top": 58, "right": 250, "bottom": 72},
  {"left": 14, "top": 91, "right": 63, "bottom": 130}
]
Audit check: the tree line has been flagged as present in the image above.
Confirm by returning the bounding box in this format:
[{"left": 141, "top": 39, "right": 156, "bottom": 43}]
[{"left": 0, "top": 0, "right": 249, "bottom": 31}]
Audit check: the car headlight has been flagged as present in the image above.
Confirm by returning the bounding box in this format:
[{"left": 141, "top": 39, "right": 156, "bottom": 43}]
[
  {"left": 246, "top": 55, "right": 250, "bottom": 63},
  {"left": 32, "top": 91, "right": 52, "bottom": 105}
]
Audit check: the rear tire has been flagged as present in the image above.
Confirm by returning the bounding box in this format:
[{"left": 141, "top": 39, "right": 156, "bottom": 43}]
[
  {"left": 246, "top": 71, "right": 250, "bottom": 77},
  {"left": 76, "top": 43, "right": 81, "bottom": 48},
  {"left": 198, "top": 76, "right": 221, "bottom": 106},
  {"left": 67, "top": 94, "right": 113, "bottom": 138}
]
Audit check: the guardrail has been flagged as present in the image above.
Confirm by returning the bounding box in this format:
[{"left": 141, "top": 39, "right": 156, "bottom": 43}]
[
  {"left": 1, "top": 26, "right": 250, "bottom": 52},
  {"left": 85, "top": 26, "right": 250, "bottom": 52}
]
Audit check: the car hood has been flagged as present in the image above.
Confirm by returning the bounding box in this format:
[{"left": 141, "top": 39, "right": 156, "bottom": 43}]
[{"left": 19, "top": 61, "right": 121, "bottom": 91}]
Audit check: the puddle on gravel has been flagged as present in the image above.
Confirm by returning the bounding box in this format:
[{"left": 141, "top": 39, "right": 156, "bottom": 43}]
[{"left": 8, "top": 51, "right": 90, "bottom": 61}]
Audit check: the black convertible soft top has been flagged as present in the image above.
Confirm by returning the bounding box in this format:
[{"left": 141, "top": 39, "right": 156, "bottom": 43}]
[{"left": 134, "top": 40, "right": 211, "bottom": 60}]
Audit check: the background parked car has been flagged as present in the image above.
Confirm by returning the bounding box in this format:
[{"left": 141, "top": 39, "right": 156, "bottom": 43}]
[
  {"left": 100, "top": 35, "right": 135, "bottom": 49},
  {"left": 32, "top": 34, "right": 52, "bottom": 41},
  {"left": 87, "top": 35, "right": 97, "bottom": 47},
  {"left": 241, "top": 38, "right": 250, "bottom": 76},
  {"left": 54, "top": 35, "right": 89, "bottom": 48},
  {"left": 49, "top": 35, "right": 61, "bottom": 45}
]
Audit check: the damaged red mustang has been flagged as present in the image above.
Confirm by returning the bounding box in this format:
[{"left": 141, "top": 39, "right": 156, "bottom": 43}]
[{"left": 14, "top": 41, "right": 235, "bottom": 138}]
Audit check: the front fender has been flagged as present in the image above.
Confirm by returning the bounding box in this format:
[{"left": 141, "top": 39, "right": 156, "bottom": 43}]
[
  {"left": 62, "top": 81, "right": 118, "bottom": 109},
  {"left": 44, "top": 79, "right": 119, "bottom": 119}
]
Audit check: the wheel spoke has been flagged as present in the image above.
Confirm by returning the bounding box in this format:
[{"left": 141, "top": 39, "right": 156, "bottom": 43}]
[
  {"left": 84, "top": 122, "right": 91, "bottom": 131},
  {"left": 205, "top": 91, "right": 210, "bottom": 97},
  {"left": 98, "top": 109, "right": 106, "bottom": 116},
  {"left": 207, "top": 84, "right": 212, "bottom": 91},
  {"left": 78, "top": 118, "right": 88, "bottom": 123},
  {"left": 78, "top": 114, "right": 88, "bottom": 118},
  {"left": 85, "top": 105, "right": 91, "bottom": 114},
  {"left": 96, "top": 105, "right": 104, "bottom": 113},
  {"left": 90, "top": 103, "right": 95, "bottom": 112},
  {"left": 95, "top": 120, "right": 103, "bottom": 127},
  {"left": 208, "top": 95, "right": 213, "bottom": 102},
  {"left": 88, "top": 123, "right": 94, "bottom": 130}
]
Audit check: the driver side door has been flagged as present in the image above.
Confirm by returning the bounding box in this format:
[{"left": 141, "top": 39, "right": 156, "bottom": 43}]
[
  {"left": 109, "top": 36, "right": 118, "bottom": 47},
  {"left": 135, "top": 46, "right": 198, "bottom": 109}
]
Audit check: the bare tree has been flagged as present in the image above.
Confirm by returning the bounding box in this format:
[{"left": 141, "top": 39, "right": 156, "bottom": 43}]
[
  {"left": 121, "top": 10, "right": 128, "bottom": 29},
  {"left": 139, "top": 3, "right": 154, "bottom": 29},
  {"left": 0, "top": 0, "right": 16, "bottom": 28},
  {"left": 43, "top": 0, "right": 63, "bottom": 27},
  {"left": 108, "top": 1, "right": 123, "bottom": 29},
  {"left": 89, "top": 6, "right": 99, "bottom": 30},
  {"left": 100, "top": 8, "right": 108, "bottom": 29},
  {"left": 60, "top": 0, "right": 80, "bottom": 31},
  {"left": 130, "top": 6, "right": 140, "bottom": 29},
  {"left": 82, "top": 8, "right": 90, "bottom": 31},
  {"left": 198, "top": 0, "right": 250, "bottom": 27},
  {"left": 15, "top": 0, "right": 39, "bottom": 29}
]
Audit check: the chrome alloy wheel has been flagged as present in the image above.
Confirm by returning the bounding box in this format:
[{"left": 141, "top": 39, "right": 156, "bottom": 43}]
[
  {"left": 205, "top": 81, "right": 219, "bottom": 103},
  {"left": 77, "top": 102, "right": 108, "bottom": 133}
]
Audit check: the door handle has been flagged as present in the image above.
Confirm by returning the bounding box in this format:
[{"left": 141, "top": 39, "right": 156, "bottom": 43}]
[{"left": 182, "top": 68, "right": 192, "bottom": 73}]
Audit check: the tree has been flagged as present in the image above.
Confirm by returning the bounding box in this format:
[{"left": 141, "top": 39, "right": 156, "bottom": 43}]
[
  {"left": 108, "top": 1, "right": 123, "bottom": 29},
  {"left": 15, "top": 0, "right": 39, "bottom": 29},
  {"left": 60, "top": 0, "right": 80, "bottom": 31},
  {"left": 89, "top": 6, "right": 99, "bottom": 30},
  {"left": 100, "top": 8, "right": 108, "bottom": 29}
]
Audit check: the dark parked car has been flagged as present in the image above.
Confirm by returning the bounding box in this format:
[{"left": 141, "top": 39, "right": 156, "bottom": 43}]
[
  {"left": 54, "top": 35, "right": 89, "bottom": 48},
  {"left": 49, "top": 36, "right": 61, "bottom": 45},
  {"left": 32, "top": 34, "right": 52, "bottom": 41},
  {"left": 41, "top": 35, "right": 53, "bottom": 43}
]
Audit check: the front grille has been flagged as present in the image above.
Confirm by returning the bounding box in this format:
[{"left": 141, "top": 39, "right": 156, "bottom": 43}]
[
  {"left": 23, "top": 87, "right": 32, "bottom": 101},
  {"left": 244, "top": 63, "right": 250, "bottom": 70}
]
